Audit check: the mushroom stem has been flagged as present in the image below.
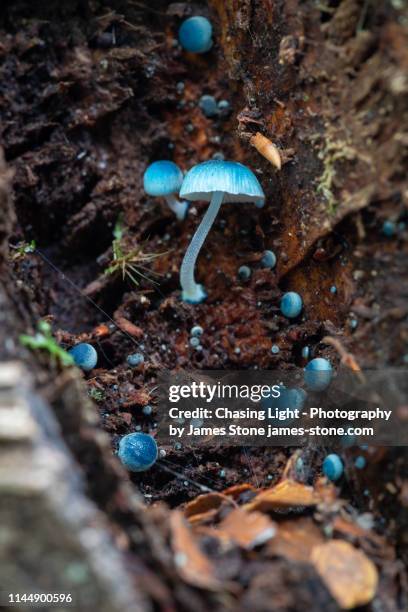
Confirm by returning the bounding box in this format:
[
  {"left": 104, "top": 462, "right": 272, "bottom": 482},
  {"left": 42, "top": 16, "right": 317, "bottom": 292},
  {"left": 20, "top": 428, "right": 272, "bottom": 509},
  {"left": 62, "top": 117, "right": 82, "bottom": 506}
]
[
  {"left": 180, "top": 190, "right": 224, "bottom": 303},
  {"left": 164, "top": 194, "right": 189, "bottom": 221}
]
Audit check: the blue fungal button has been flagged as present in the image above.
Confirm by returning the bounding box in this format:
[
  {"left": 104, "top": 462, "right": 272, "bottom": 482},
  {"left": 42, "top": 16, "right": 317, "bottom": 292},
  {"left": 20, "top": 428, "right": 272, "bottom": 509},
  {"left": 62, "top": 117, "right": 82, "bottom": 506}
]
[
  {"left": 304, "top": 357, "right": 332, "bottom": 391},
  {"left": 261, "top": 250, "right": 277, "bottom": 269},
  {"left": 178, "top": 16, "right": 213, "bottom": 53},
  {"left": 280, "top": 292, "right": 303, "bottom": 318},
  {"left": 118, "top": 432, "right": 158, "bottom": 472},
  {"left": 69, "top": 343, "right": 97, "bottom": 371},
  {"left": 323, "top": 453, "right": 343, "bottom": 481}
]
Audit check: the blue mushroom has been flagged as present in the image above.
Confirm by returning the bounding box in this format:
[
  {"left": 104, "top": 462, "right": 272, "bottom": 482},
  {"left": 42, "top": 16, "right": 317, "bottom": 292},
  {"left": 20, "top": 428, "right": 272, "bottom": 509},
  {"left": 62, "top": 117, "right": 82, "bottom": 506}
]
[
  {"left": 261, "top": 250, "right": 277, "bottom": 269},
  {"left": 199, "top": 95, "right": 218, "bottom": 118},
  {"left": 354, "top": 455, "right": 366, "bottom": 469},
  {"left": 178, "top": 16, "right": 213, "bottom": 54},
  {"left": 179, "top": 160, "right": 265, "bottom": 303},
  {"left": 118, "top": 432, "right": 158, "bottom": 472},
  {"left": 143, "top": 161, "right": 188, "bottom": 221},
  {"left": 322, "top": 453, "right": 343, "bottom": 481},
  {"left": 69, "top": 343, "right": 97, "bottom": 371},
  {"left": 127, "top": 353, "right": 144, "bottom": 367},
  {"left": 238, "top": 265, "right": 251, "bottom": 281},
  {"left": 304, "top": 357, "right": 332, "bottom": 391},
  {"left": 280, "top": 291, "right": 303, "bottom": 318},
  {"left": 382, "top": 220, "right": 395, "bottom": 237}
]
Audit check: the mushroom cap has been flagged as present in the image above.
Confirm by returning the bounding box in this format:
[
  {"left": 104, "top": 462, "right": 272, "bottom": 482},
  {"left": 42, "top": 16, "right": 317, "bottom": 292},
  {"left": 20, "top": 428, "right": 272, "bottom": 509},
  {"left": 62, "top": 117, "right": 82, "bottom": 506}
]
[
  {"left": 179, "top": 160, "right": 265, "bottom": 206},
  {"left": 178, "top": 16, "right": 213, "bottom": 53},
  {"left": 143, "top": 161, "right": 183, "bottom": 197}
]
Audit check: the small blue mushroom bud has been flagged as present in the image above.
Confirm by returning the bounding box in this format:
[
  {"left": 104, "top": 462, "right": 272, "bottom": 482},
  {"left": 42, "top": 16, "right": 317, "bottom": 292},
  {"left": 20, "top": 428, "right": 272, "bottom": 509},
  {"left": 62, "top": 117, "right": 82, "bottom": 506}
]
[
  {"left": 189, "top": 336, "right": 200, "bottom": 347},
  {"left": 143, "top": 405, "right": 153, "bottom": 416},
  {"left": 382, "top": 220, "right": 396, "bottom": 237},
  {"left": 261, "top": 250, "right": 277, "bottom": 269},
  {"left": 330, "top": 285, "right": 337, "bottom": 294},
  {"left": 190, "top": 325, "right": 203, "bottom": 337},
  {"left": 218, "top": 100, "right": 231, "bottom": 113},
  {"left": 301, "top": 346, "right": 310, "bottom": 360},
  {"left": 179, "top": 160, "right": 265, "bottom": 303},
  {"left": 349, "top": 318, "right": 358, "bottom": 330},
  {"left": 271, "top": 345, "right": 280, "bottom": 354},
  {"left": 354, "top": 456, "right": 366, "bottom": 469},
  {"left": 69, "top": 343, "right": 97, "bottom": 371},
  {"left": 304, "top": 357, "right": 332, "bottom": 391},
  {"left": 143, "top": 161, "right": 188, "bottom": 221},
  {"left": 199, "top": 95, "right": 218, "bottom": 118},
  {"left": 118, "top": 432, "right": 158, "bottom": 472},
  {"left": 322, "top": 453, "right": 343, "bottom": 481},
  {"left": 127, "top": 353, "right": 144, "bottom": 367},
  {"left": 280, "top": 292, "right": 303, "bottom": 318},
  {"left": 178, "top": 16, "right": 213, "bottom": 54},
  {"left": 238, "top": 265, "right": 251, "bottom": 281}
]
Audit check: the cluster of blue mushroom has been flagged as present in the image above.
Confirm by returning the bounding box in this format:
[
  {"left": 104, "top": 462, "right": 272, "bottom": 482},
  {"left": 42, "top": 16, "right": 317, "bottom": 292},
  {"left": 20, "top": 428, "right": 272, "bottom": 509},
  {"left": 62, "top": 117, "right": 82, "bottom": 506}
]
[
  {"left": 144, "top": 158, "right": 265, "bottom": 304},
  {"left": 76, "top": 14, "right": 339, "bottom": 478}
]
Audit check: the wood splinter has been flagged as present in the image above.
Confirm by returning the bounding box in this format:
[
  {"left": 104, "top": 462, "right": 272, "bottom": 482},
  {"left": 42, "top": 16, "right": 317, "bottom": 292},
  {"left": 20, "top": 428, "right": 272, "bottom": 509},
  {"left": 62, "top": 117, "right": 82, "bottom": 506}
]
[{"left": 250, "top": 132, "right": 282, "bottom": 170}]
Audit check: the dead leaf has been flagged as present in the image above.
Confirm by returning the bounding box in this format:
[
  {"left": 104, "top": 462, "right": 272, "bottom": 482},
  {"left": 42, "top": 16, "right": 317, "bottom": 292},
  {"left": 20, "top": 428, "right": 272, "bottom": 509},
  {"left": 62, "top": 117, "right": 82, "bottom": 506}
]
[
  {"left": 222, "top": 483, "right": 256, "bottom": 498},
  {"left": 184, "top": 493, "right": 226, "bottom": 525},
  {"left": 218, "top": 508, "right": 276, "bottom": 550},
  {"left": 244, "top": 480, "right": 319, "bottom": 512},
  {"left": 170, "top": 511, "right": 222, "bottom": 591},
  {"left": 267, "top": 517, "right": 324, "bottom": 563},
  {"left": 311, "top": 540, "right": 378, "bottom": 609}
]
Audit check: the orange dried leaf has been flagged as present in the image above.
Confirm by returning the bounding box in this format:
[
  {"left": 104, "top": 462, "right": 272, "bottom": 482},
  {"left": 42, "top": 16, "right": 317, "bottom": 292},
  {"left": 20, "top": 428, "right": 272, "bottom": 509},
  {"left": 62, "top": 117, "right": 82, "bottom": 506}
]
[
  {"left": 267, "top": 517, "right": 324, "bottom": 563},
  {"left": 170, "top": 511, "right": 222, "bottom": 591},
  {"left": 250, "top": 132, "right": 282, "bottom": 170},
  {"left": 244, "top": 480, "right": 319, "bottom": 512},
  {"left": 219, "top": 508, "right": 276, "bottom": 550},
  {"left": 222, "top": 483, "right": 256, "bottom": 498},
  {"left": 184, "top": 493, "right": 225, "bottom": 520},
  {"left": 311, "top": 540, "right": 378, "bottom": 609}
]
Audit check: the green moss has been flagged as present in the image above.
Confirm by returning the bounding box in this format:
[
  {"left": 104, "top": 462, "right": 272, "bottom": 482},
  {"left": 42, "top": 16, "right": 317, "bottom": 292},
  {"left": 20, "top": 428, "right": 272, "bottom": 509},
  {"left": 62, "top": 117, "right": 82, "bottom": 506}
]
[{"left": 316, "top": 134, "right": 358, "bottom": 214}]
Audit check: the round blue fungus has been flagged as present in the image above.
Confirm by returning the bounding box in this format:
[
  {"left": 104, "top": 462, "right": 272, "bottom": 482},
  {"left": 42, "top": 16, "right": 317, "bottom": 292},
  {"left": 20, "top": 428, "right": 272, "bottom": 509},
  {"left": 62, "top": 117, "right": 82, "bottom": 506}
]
[
  {"left": 118, "top": 432, "right": 158, "bottom": 472},
  {"left": 271, "top": 345, "right": 280, "bottom": 354},
  {"left": 304, "top": 357, "right": 332, "bottom": 391},
  {"left": 354, "top": 456, "right": 366, "bottom": 469},
  {"left": 238, "top": 265, "right": 251, "bottom": 281},
  {"left": 127, "top": 353, "right": 144, "bottom": 367},
  {"left": 382, "top": 220, "right": 396, "bottom": 237},
  {"left": 143, "top": 405, "right": 153, "bottom": 416},
  {"left": 301, "top": 346, "right": 310, "bottom": 360},
  {"left": 261, "top": 250, "right": 277, "bottom": 269},
  {"left": 190, "top": 336, "right": 200, "bottom": 347},
  {"left": 218, "top": 100, "right": 230, "bottom": 112},
  {"left": 350, "top": 318, "right": 358, "bottom": 330},
  {"left": 199, "top": 95, "right": 218, "bottom": 118},
  {"left": 280, "top": 291, "right": 303, "bottom": 318},
  {"left": 322, "top": 453, "right": 343, "bottom": 481},
  {"left": 190, "top": 325, "right": 204, "bottom": 337},
  {"left": 69, "top": 343, "right": 97, "bottom": 371},
  {"left": 178, "top": 16, "right": 213, "bottom": 53},
  {"left": 143, "top": 160, "right": 183, "bottom": 197},
  {"left": 330, "top": 285, "right": 337, "bottom": 294}
]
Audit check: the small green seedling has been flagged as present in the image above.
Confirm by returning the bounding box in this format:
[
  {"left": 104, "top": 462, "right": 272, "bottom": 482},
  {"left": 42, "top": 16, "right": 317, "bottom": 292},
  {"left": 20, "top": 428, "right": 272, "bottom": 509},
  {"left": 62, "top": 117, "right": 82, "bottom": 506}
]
[
  {"left": 88, "top": 387, "right": 105, "bottom": 402},
  {"left": 10, "top": 240, "right": 36, "bottom": 260},
  {"left": 104, "top": 216, "right": 164, "bottom": 286},
  {"left": 20, "top": 321, "right": 74, "bottom": 367}
]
